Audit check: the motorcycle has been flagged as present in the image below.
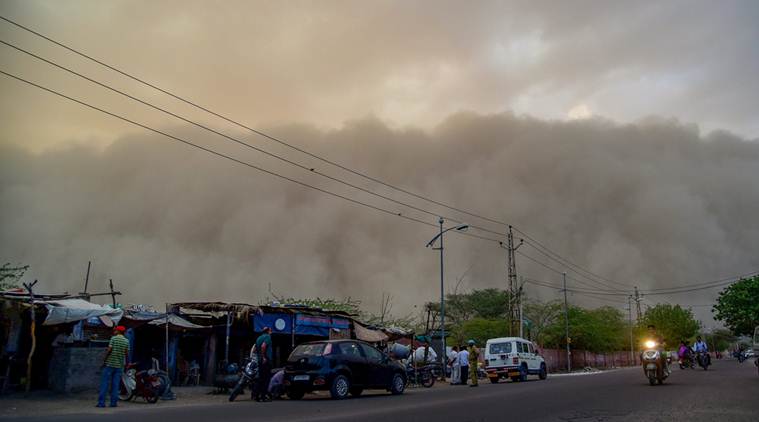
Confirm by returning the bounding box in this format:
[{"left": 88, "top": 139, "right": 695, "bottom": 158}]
[
  {"left": 641, "top": 339, "right": 669, "bottom": 386},
  {"left": 228, "top": 356, "right": 259, "bottom": 402},
  {"left": 696, "top": 351, "right": 711, "bottom": 370},
  {"left": 406, "top": 363, "right": 435, "bottom": 388},
  {"left": 119, "top": 363, "right": 162, "bottom": 403},
  {"left": 678, "top": 352, "right": 695, "bottom": 369}
]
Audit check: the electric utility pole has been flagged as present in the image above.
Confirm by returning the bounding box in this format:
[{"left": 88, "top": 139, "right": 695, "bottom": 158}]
[
  {"left": 562, "top": 272, "right": 571, "bottom": 372},
  {"left": 502, "top": 226, "right": 523, "bottom": 336},
  {"left": 628, "top": 295, "right": 634, "bottom": 365},
  {"left": 634, "top": 286, "right": 642, "bottom": 322}
]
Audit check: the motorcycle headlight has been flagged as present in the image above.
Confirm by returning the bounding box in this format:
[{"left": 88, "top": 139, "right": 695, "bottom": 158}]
[{"left": 644, "top": 340, "right": 657, "bottom": 349}]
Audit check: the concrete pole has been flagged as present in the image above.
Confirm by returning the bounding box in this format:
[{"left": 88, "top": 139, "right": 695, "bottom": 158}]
[
  {"left": 628, "top": 295, "right": 634, "bottom": 366},
  {"left": 563, "top": 272, "right": 571, "bottom": 372}
]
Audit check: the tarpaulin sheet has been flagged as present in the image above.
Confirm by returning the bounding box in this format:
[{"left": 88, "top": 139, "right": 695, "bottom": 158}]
[
  {"left": 37, "top": 298, "right": 123, "bottom": 326},
  {"left": 354, "top": 322, "right": 388, "bottom": 343},
  {"left": 294, "top": 314, "right": 350, "bottom": 337},
  {"left": 253, "top": 313, "right": 292, "bottom": 334},
  {"left": 148, "top": 314, "right": 207, "bottom": 329}
]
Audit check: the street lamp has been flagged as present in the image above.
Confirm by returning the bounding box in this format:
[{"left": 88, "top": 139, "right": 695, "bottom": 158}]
[{"left": 426, "top": 218, "right": 468, "bottom": 380}]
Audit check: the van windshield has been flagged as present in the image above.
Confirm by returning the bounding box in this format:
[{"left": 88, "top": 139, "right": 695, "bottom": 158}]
[{"left": 489, "top": 342, "right": 512, "bottom": 354}]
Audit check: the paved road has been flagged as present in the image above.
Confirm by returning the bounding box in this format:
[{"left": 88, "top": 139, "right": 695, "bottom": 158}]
[{"left": 5, "top": 359, "right": 758, "bottom": 421}]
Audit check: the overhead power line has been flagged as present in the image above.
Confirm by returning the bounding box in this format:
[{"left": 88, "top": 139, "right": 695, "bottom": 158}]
[
  {"left": 0, "top": 68, "right": 507, "bottom": 246},
  {"left": 0, "top": 14, "right": 511, "bottom": 231},
  {"left": 0, "top": 38, "right": 507, "bottom": 239},
  {"left": 0, "top": 14, "right": 640, "bottom": 297}
]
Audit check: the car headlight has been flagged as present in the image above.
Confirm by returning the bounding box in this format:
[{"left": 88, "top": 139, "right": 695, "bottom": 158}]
[{"left": 644, "top": 340, "right": 657, "bottom": 349}]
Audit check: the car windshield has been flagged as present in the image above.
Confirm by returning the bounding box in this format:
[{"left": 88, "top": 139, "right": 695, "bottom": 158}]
[
  {"left": 290, "top": 343, "right": 326, "bottom": 359},
  {"left": 489, "top": 342, "right": 512, "bottom": 354}
]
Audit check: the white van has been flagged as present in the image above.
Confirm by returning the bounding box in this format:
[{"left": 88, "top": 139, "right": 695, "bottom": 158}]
[{"left": 484, "top": 337, "right": 547, "bottom": 383}]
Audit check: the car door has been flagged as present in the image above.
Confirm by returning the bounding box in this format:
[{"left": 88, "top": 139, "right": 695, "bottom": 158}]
[
  {"left": 526, "top": 342, "right": 539, "bottom": 371},
  {"left": 359, "top": 343, "right": 389, "bottom": 388},
  {"left": 337, "top": 341, "right": 368, "bottom": 387}
]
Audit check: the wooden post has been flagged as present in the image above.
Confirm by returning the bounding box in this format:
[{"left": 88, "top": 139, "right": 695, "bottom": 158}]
[
  {"left": 165, "top": 303, "right": 170, "bottom": 373},
  {"left": 109, "top": 279, "right": 117, "bottom": 307},
  {"left": 23, "top": 280, "right": 38, "bottom": 394}
]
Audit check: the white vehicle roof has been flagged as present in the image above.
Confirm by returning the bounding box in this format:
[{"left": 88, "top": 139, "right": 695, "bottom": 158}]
[{"left": 486, "top": 337, "right": 532, "bottom": 344}]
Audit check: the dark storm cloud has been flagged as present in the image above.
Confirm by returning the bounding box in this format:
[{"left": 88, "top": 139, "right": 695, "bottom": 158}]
[{"left": 1, "top": 115, "right": 758, "bottom": 326}]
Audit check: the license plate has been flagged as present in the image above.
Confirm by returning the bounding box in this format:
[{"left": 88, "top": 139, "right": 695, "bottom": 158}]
[
  {"left": 646, "top": 364, "right": 657, "bottom": 370},
  {"left": 293, "top": 375, "right": 310, "bottom": 381}
]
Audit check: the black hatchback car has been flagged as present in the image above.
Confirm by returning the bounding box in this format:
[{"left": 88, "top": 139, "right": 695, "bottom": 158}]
[{"left": 284, "top": 340, "right": 406, "bottom": 399}]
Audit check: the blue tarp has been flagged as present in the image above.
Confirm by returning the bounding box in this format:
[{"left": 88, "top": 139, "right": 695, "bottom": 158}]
[{"left": 252, "top": 313, "right": 350, "bottom": 337}]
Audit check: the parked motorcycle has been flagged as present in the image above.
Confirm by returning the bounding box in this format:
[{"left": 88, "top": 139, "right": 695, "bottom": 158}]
[
  {"left": 119, "top": 363, "right": 162, "bottom": 403},
  {"left": 641, "top": 339, "right": 669, "bottom": 386},
  {"left": 228, "top": 357, "right": 259, "bottom": 402},
  {"left": 696, "top": 351, "right": 711, "bottom": 370},
  {"left": 406, "top": 363, "right": 435, "bottom": 388}
]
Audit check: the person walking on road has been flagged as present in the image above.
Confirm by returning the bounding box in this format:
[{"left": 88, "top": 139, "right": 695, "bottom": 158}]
[
  {"left": 458, "top": 345, "right": 470, "bottom": 386},
  {"left": 97, "top": 326, "right": 129, "bottom": 408},
  {"left": 255, "top": 327, "right": 273, "bottom": 402},
  {"left": 448, "top": 346, "right": 460, "bottom": 385},
  {"left": 467, "top": 340, "right": 480, "bottom": 387}
]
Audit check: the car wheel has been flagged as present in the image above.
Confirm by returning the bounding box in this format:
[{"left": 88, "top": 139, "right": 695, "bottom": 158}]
[
  {"left": 330, "top": 375, "right": 350, "bottom": 400},
  {"left": 287, "top": 388, "right": 305, "bottom": 400},
  {"left": 489, "top": 378, "right": 499, "bottom": 384},
  {"left": 518, "top": 364, "right": 528, "bottom": 382},
  {"left": 350, "top": 387, "right": 363, "bottom": 397},
  {"left": 539, "top": 363, "right": 547, "bottom": 380},
  {"left": 390, "top": 373, "right": 405, "bottom": 395}
]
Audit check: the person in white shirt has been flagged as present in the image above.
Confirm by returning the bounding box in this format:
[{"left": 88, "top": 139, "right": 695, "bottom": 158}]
[
  {"left": 458, "top": 346, "right": 470, "bottom": 386},
  {"left": 448, "top": 346, "right": 461, "bottom": 385}
]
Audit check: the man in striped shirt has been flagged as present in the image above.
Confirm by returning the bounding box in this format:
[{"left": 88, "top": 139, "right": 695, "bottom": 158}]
[{"left": 97, "top": 325, "right": 130, "bottom": 408}]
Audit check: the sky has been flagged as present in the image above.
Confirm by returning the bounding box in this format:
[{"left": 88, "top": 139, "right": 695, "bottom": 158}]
[{"left": 1, "top": 1, "right": 758, "bottom": 328}]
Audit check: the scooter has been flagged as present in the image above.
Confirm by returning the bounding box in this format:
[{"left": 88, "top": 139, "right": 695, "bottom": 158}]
[
  {"left": 641, "top": 339, "right": 669, "bottom": 386},
  {"left": 228, "top": 356, "right": 259, "bottom": 402},
  {"left": 119, "top": 363, "right": 162, "bottom": 403}
]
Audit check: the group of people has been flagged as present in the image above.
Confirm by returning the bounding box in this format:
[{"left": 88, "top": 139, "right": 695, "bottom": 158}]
[
  {"left": 677, "top": 336, "right": 710, "bottom": 365},
  {"left": 446, "top": 340, "right": 480, "bottom": 387}
]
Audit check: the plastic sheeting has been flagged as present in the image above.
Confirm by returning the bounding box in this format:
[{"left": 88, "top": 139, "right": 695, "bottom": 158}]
[
  {"left": 38, "top": 298, "right": 123, "bottom": 326},
  {"left": 147, "top": 314, "right": 207, "bottom": 329},
  {"left": 354, "top": 322, "right": 389, "bottom": 343}
]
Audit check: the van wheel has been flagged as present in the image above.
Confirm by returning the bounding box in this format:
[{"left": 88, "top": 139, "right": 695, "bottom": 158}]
[
  {"left": 330, "top": 375, "right": 350, "bottom": 400},
  {"left": 539, "top": 363, "right": 547, "bottom": 380}
]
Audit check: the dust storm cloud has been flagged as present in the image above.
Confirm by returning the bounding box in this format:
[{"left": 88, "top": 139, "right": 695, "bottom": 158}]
[{"left": 1, "top": 114, "right": 758, "bottom": 324}]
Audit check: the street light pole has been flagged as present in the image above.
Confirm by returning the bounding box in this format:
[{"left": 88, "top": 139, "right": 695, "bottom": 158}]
[
  {"left": 563, "top": 272, "right": 571, "bottom": 373},
  {"left": 426, "top": 219, "right": 468, "bottom": 382},
  {"left": 438, "top": 218, "right": 445, "bottom": 380}
]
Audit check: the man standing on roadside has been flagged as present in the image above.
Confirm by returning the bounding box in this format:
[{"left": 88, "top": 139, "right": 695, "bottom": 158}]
[
  {"left": 448, "top": 346, "right": 460, "bottom": 385},
  {"left": 97, "top": 325, "right": 129, "bottom": 408},
  {"left": 467, "top": 339, "right": 480, "bottom": 387},
  {"left": 254, "top": 327, "right": 273, "bottom": 402},
  {"left": 458, "top": 344, "right": 470, "bottom": 386}
]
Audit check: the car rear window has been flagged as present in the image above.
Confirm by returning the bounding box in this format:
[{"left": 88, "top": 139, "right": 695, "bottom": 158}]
[
  {"left": 489, "top": 342, "right": 512, "bottom": 354},
  {"left": 290, "top": 343, "right": 326, "bottom": 358}
]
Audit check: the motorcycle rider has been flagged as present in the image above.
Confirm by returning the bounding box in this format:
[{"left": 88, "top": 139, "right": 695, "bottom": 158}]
[
  {"left": 693, "top": 336, "right": 710, "bottom": 366},
  {"left": 644, "top": 325, "right": 670, "bottom": 375}
]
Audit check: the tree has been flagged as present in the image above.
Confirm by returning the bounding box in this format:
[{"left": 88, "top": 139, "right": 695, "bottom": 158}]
[
  {"left": 542, "top": 306, "right": 627, "bottom": 353},
  {"left": 523, "top": 300, "right": 563, "bottom": 346},
  {"left": 713, "top": 276, "right": 759, "bottom": 336},
  {"left": 640, "top": 303, "right": 700, "bottom": 346},
  {"left": 708, "top": 328, "right": 737, "bottom": 352},
  {"left": 448, "top": 318, "right": 509, "bottom": 346},
  {"left": 0, "top": 263, "right": 29, "bottom": 290}
]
